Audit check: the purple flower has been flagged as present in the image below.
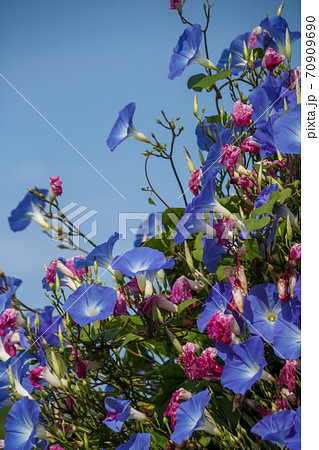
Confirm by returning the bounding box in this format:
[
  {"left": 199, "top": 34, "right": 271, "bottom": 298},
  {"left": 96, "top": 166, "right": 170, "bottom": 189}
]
[
  {"left": 170, "top": 389, "right": 219, "bottom": 444},
  {"left": 251, "top": 408, "right": 299, "bottom": 448},
  {"left": 112, "top": 247, "right": 174, "bottom": 296},
  {"left": 8, "top": 189, "right": 49, "bottom": 232},
  {"left": 115, "top": 433, "right": 151, "bottom": 450},
  {"left": 5, "top": 397, "right": 40, "bottom": 449},
  {"left": 197, "top": 282, "right": 233, "bottom": 333},
  {"left": 74, "top": 233, "right": 119, "bottom": 272},
  {"left": 62, "top": 284, "right": 117, "bottom": 327},
  {"left": 273, "top": 104, "right": 301, "bottom": 155},
  {"left": 221, "top": 336, "right": 267, "bottom": 394},
  {"left": 259, "top": 16, "right": 301, "bottom": 57},
  {"left": 106, "top": 103, "right": 149, "bottom": 151},
  {"left": 102, "top": 397, "right": 131, "bottom": 432},
  {"left": 168, "top": 24, "right": 217, "bottom": 80}
]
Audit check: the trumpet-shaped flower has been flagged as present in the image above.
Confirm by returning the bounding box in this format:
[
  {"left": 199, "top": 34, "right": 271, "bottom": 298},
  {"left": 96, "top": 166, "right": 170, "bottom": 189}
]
[
  {"left": 4, "top": 397, "right": 41, "bottom": 450},
  {"left": 202, "top": 128, "right": 233, "bottom": 186},
  {"left": 164, "top": 388, "right": 192, "bottom": 430},
  {"left": 217, "top": 32, "right": 262, "bottom": 75},
  {"left": 170, "top": 389, "right": 219, "bottom": 444},
  {"left": 8, "top": 189, "right": 49, "bottom": 232},
  {"left": 168, "top": 24, "right": 217, "bottom": 80},
  {"left": 74, "top": 233, "right": 119, "bottom": 271},
  {"left": 115, "top": 433, "right": 151, "bottom": 450},
  {"left": 251, "top": 408, "right": 299, "bottom": 448},
  {"left": 221, "top": 337, "right": 267, "bottom": 394},
  {"left": 106, "top": 103, "right": 149, "bottom": 151},
  {"left": 112, "top": 247, "right": 174, "bottom": 296},
  {"left": 273, "top": 104, "right": 301, "bottom": 155},
  {"left": 197, "top": 282, "right": 234, "bottom": 333},
  {"left": 0, "top": 354, "right": 32, "bottom": 408},
  {"left": 103, "top": 397, "right": 146, "bottom": 432},
  {"left": 259, "top": 16, "right": 301, "bottom": 57},
  {"left": 243, "top": 284, "right": 282, "bottom": 343},
  {"left": 249, "top": 73, "right": 297, "bottom": 128},
  {"left": 62, "top": 284, "right": 117, "bottom": 327}
]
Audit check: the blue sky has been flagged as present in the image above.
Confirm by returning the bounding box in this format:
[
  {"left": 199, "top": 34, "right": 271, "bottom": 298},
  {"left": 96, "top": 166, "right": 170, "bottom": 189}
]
[{"left": 0, "top": 0, "right": 300, "bottom": 307}]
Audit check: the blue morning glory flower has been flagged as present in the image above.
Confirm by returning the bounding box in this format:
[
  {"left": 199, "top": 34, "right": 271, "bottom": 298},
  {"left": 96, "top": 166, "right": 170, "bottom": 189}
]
[
  {"left": 285, "top": 407, "right": 301, "bottom": 450},
  {"left": 243, "top": 284, "right": 282, "bottom": 343},
  {"left": 202, "top": 235, "right": 225, "bottom": 273},
  {"left": 201, "top": 128, "right": 233, "bottom": 186},
  {"left": 115, "top": 433, "right": 151, "bottom": 450},
  {"left": 8, "top": 189, "right": 49, "bottom": 232},
  {"left": 171, "top": 389, "right": 219, "bottom": 444},
  {"left": 221, "top": 336, "right": 267, "bottom": 394},
  {"left": 217, "top": 32, "right": 262, "bottom": 75},
  {"left": 112, "top": 247, "right": 174, "bottom": 295},
  {"left": 0, "top": 354, "right": 32, "bottom": 408},
  {"left": 168, "top": 24, "right": 217, "bottom": 80},
  {"left": 260, "top": 16, "right": 301, "bottom": 57},
  {"left": 273, "top": 104, "right": 301, "bottom": 155},
  {"left": 254, "top": 185, "right": 279, "bottom": 209},
  {"left": 251, "top": 408, "right": 298, "bottom": 447},
  {"left": 273, "top": 312, "right": 301, "bottom": 360},
  {"left": 62, "top": 284, "right": 117, "bottom": 327},
  {"left": 0, "top": 286, "right": 16, "bottom": 315},
  {"left": 197, "top": 282, "right": 233, "bottom": 333},
  {"left": 74, "top": 233, "right": 119, "bottom": 271},
  {"left": 106, "top": 103, "right": 149, "bottom": 151},
  {"left": 249, "top": 73, "right": 296, "bottom": 128},
  {"left": 0, "top": 274, "right": 22, "bottom": 290},
  {"left": 20, "top": 306, "right": 64, "bottom": 350},
  {"left": 252, "top": 118, "right": 277, "bottom": 158},
  {"left": 5, "top": 397, "right": 40, "bottom": 450},
  {"left": 102, "top": 397, "right": 131, "bottom": 432},
  {"left": 174, "top": 208, "right": 216, "bottom": 245}
]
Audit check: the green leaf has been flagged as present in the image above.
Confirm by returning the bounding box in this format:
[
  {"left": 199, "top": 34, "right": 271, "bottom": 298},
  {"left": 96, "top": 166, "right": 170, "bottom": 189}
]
[
  {"left": 219, "top": 196, "right": 241, "bottom": 213},
  {"left": 103, "top": 328, "right": 122, "bottom": 343},
  {"left": 244, "top": 216, "right": 271, "bottom": 232},
  {"left": 187, "top": 70, "right": 231, "bottom": 92},
  {"left": 277, "top": 188, "right": 292, "bottom": 205},
  {"left": 205, "top": 114, "right": 227, "bottom": 124},
  {"left": 216, "top": 264, "right": 231, "bottom": 281},
  {"left": 0, "top": 405, "right": 11, "bottom": 439},
  {"left": 251, "top": 191, "right": 279, "bottom": 218},
  {"left": 178, "top": 298, "right": 199, "bottom": 314},
  {"left": 252, "top": 47, "right": 265, "bottom": 60},
  {"left": 118, "top": 332, "right": 139, "bottom": 351},
  {"left": 148, "top": 197, "right": 156, "bottom": 205},
  {"left": 242, "top": 236, "right": 262, "bottom": 260},
  {"left": 192, "top": 232, "right": 203, "bottom": 261},
  {"left": 151, "top": 431, "right": 168, "bottom": 449}
]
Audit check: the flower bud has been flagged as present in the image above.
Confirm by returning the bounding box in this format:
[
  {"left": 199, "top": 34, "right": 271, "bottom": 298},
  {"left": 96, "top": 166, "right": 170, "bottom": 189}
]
[
  {"left": 277, "top": 1, "right": 285, "bottom": 16},
  {"left": 184, "top": 147, "right": 195, "bottom": 173},
  {"left": 193, "top": 94, "right": 199, "bottom": 118},
  {"left": 285, "top": 28, "right": 291, "bottom": 62},
  {"left": 277, "top": 275, "right": 289, "bottom": 302}
]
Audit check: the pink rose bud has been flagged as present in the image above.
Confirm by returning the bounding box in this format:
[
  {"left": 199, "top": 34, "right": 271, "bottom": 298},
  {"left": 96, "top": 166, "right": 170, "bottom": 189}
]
[
  {"left": 49, "top": 176, "right": 63, "bottom": 202},
  {"left": 241, "top": 136, "right": 260, "bottom": 155},
  {"left": 248, "top": 26, "right": 262, "bottom": 48},
  {"left": 288, "top": 243, "right": 301, "bottom": 266},
  {"left": 277, "top": 275, "right": 289, "bottom": 302},
  {"left": 0, "top": 309, "right": 24, "bottom": 335},
  {"left": 188, "top": 168, "right": 203, "bottom": 197},
  {"left": 170, "top": 276, "right": 192, "bottom": 304},
  {"left": 50, "top": 446, "right": 64, "bottom": 450},
  {"left": 221, "top": 144, "right": 243, "bottom": 177},
  {"left": 264, "top": 48, "right": 285, "bottom": 76},
  {"left": 232, "top": 100, "right": 253, "bottom": 127},
  {"left": 206, "top": 311, "right": 237, "bottom": 345},
  {"left": 3, "top": 330, "right": 20, "bottom": 356}
]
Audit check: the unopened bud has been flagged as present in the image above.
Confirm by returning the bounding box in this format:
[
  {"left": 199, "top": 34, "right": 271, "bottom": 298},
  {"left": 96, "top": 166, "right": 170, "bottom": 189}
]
[
  {"left": 184, "top": 147, "right": 195, "bottom": 173},
  {"left": 277, "top": 275, "right": 289, "bottom": 302},
  {"left": 232, "top": 286, "right": 244, "bottom": 313},
  {"left": 285, "top": 28, "right": 291, "bottom": 62},
  {"left": 193, "top": 94, "right": 199, "bottom": 118},
  {"left": 166, "top": 327, "right": 182, "bottom": 354},
  {"left": 277, "top": 1, "right": 285, "bottom": 16},
  {"left": 288, "top": 270, "right": 298, "bottom": 297},
  {"left": 243, "top": 41, "right": 249, "bottom": 60}
]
